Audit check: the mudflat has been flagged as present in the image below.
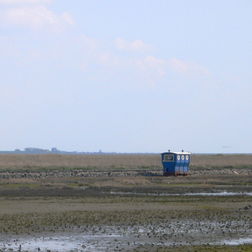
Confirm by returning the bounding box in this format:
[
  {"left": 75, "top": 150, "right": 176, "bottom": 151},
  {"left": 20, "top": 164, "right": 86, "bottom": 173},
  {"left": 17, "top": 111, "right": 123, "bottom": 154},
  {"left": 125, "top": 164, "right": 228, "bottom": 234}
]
[{"left": 0, "top": 154, "right": 251, "bottom": 251}]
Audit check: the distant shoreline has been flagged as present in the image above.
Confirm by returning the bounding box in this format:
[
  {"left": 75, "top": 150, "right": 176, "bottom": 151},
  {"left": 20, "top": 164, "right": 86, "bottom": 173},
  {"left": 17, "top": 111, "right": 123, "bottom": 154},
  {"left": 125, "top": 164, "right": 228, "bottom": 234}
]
[{"left": 0, "top": 151, "right": 251, "bottom": 155}]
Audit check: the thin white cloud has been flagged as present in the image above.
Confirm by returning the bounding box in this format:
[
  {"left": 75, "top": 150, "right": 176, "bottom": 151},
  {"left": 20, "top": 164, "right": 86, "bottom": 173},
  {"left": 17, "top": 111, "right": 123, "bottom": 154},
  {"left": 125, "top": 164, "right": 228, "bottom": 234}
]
[
  {"left": 80, "top": 35, "right": 124, "bottom": 69},
  {"left": 1, "top": 6, "right": 74, "bottom": 30},
  {"left": 135, "top": 56, "right": 166, "bottom": 77},
  {"left": 98, "top": 52, "right": 121, "bottom": 67},
  {"left": 61, "top": 12, "right": 74, "bottom": 25},
  {"left": 169, "top": 58, "right": 209, "bottom": 76},
  {"left": 115, "top": 37, "right": 152, "bottom": 52},
  {"left": 80, "top": 35, "right": 210, "bottom": 85},
  {"left": 79, "top": 34, "right": 166, "bottom": 84},
  {"left": 80, "top": 35, "right": 99, "bottom": 52},
  {"left": 0, "top": 0, "right": 52, "bottom": 4}
]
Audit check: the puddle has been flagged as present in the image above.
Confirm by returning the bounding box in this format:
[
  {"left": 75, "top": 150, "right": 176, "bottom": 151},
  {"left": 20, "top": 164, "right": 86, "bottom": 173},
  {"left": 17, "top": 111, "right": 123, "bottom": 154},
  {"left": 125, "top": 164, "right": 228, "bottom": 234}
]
[
  {"left": 0, "top": 222, "right": 251, "bottom": 251},
  {"left": 185, "top": 192, "right": 252, "bottom": 196},
  {"left": 0, "top": 234, "right": 123, "bottom": 252},
  {"left": 1, "top": 234, "right": 252, "bottom": 251},
  {"left": 109, "top": 191, "right": 252, "bottom": 196},
  {"left": 219, "top": 237, "right": 252, "bottom": 245}
]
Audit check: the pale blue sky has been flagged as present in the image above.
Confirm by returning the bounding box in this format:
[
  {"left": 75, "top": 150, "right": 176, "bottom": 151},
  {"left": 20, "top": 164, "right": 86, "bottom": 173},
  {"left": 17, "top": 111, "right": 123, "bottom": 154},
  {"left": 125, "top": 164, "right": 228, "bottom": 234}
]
[{"left": 0, "top": 0, "right": 251, "bottom": 153}]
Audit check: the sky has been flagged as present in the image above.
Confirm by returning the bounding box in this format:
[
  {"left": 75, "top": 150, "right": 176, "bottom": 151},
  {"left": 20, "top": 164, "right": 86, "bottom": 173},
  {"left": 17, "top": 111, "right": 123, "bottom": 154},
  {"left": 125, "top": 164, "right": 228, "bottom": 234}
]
[{"left": 0, "top": 0, "right": 251, "bottom": 153}]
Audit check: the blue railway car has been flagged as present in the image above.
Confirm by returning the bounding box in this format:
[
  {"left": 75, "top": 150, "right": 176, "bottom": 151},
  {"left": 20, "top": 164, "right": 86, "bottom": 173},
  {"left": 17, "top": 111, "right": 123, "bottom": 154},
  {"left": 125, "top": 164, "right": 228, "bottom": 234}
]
[{"left": 161, "top": 150, "right": 191, "bottom": 176}]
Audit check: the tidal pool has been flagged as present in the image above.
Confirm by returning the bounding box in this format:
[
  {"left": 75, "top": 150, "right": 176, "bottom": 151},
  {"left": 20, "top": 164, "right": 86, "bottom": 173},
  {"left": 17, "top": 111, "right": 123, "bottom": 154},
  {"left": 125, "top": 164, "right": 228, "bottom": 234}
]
[
  {"left": 1, "top": 234, "right": 252, "bottom": 252},
  {"left": 0, "top": 234, "right": 123, "bottom": 252},
  {"left": 0, "top": 222, "right": 251, "bottom": 252},
  {"left": 219, "top": 237, "right": 252, "bottom": 245},
  {"left": 109, "top": 191, "right": 252, "bottom": 196}
]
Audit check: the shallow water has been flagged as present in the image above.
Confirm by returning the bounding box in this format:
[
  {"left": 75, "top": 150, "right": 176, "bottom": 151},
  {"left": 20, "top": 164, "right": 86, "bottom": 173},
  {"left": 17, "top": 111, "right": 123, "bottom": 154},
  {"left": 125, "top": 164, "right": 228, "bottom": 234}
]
[
  {"left": 0, "top": 234, "right": 123, "bottom": 252},
  {"left": 1, "top": 222, "right": 251, "bottom": 252},
  {"left": 219, "top": 237, "right": 252, "bottom": 245},
  {"left": 109, "top": 191, "right": 252, "bottom": 196},
  {"left": 1, "top": 234, "right": 252, "bottom": 252},
  {"left": 185, "top": 192, "right": 252, "bottom": 196}
]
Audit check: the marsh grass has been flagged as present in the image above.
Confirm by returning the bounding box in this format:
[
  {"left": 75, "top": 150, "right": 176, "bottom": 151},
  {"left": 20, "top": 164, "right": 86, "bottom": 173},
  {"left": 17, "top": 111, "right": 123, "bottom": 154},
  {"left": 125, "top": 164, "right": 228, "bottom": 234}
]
[
  {"left": 0, "top": 207, "right": 250, "bottom": 234},
  {"left": 0, "top": 192, "right": 251, "bottom": 234},
  {"left": 0, "top": 154, "right": 252, "bottom": 170},
  {"left": 0, "top": 154, "right": 161, "bottom": 170}
]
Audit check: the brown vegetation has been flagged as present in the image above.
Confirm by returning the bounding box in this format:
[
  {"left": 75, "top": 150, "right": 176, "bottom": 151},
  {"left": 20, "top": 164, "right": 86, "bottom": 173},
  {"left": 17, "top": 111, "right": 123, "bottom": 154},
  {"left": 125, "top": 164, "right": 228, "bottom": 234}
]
[{"left": 0, "top": 153, "right": 252, "bottom": 170}]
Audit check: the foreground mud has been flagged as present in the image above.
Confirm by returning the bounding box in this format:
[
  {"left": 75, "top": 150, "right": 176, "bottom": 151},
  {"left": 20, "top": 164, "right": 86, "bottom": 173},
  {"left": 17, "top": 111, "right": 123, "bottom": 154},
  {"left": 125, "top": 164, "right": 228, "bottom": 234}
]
[
  {"left": 0, "top": 229, "right": 252, "bottom": 252},
  {"left": 0, "top": 154, "right": 251, "bottom": 251}
]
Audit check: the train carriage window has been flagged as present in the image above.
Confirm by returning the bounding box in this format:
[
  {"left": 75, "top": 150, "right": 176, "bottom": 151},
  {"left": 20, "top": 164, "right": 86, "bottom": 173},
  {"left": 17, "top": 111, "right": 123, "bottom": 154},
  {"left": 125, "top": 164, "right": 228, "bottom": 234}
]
[
  {"left": 177, "top": 155, "right": 180, "bottom": 161},
  {"left": 181, "top": 155, "right": 185, "bottom": 160},
  {"left": 186, "top": 155, "right": 189, "bottom": 160},
  {"left": 163, "top": 154, "right": 174, "bottom": 161}
]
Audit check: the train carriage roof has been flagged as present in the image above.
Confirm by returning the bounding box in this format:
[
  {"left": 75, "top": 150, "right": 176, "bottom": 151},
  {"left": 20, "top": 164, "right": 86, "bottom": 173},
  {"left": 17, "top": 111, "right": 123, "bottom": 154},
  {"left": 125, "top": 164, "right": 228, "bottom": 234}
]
[{"left": 162, "top": 151, "right": 191, "bottom": 155}]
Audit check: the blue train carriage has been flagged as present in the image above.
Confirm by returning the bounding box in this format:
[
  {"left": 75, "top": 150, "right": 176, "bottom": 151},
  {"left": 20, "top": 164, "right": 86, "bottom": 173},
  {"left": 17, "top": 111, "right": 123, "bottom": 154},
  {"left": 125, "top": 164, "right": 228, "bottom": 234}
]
[{"left": 161, "top": 150, "right": 191, "bottom": 176}]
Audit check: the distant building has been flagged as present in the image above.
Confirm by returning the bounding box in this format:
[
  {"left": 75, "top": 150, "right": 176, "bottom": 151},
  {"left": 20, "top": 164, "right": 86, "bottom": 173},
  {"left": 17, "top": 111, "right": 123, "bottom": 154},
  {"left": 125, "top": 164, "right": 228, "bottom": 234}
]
[
  {"left": 24, "top": 148, "right": 50, "bottom": 153},
  {"left": 51, "top": 147, "right": 59, "bottom": 153}
]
